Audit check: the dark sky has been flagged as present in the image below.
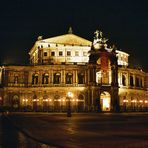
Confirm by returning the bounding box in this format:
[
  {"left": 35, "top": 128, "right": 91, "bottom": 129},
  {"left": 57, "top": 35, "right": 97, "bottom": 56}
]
[{"left": 0, "top": 0, "right": 148, "bottom": 71}]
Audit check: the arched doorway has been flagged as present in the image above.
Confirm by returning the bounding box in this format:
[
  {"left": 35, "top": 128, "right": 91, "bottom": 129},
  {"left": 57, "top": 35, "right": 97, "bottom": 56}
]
[
  {"left": 54, "top": 95, "right": 60, "bottom": 112},
  {"left": 77, "top": 94, "right": 85, "bottom": 112},
  {"left": 100, "top": 91, "right": 111, "bottom": 111},
  {"left": 43, "top": 95, "right": 49, "bottom": 111},
  {"left": 33, "top": 94, "right": 38, "bottom": 111},
  {"left": 12, "top": 95, "right": 20, "bottom": 110}
]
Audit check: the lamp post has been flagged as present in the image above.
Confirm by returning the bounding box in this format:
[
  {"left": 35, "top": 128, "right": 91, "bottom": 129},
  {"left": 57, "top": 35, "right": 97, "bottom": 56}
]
[{"left": 67, "top": 92, "right": 73, "bottom": 117}]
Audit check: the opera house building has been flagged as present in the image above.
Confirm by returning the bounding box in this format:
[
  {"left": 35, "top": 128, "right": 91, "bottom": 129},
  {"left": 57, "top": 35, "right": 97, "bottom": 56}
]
[{"left": 0, "top": 29, "right": 148, "bottom": 112}]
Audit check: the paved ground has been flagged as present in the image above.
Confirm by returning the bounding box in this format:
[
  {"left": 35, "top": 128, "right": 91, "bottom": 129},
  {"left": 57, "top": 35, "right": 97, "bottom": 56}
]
[{"left": 2, "top": 112, "right": 148, "bottom": 148}]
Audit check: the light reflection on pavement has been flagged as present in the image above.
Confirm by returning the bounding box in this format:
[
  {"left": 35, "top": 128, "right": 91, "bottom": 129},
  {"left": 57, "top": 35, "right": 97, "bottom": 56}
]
[{"left": 3, "top": 112, "right": 148, "bottom": 148}]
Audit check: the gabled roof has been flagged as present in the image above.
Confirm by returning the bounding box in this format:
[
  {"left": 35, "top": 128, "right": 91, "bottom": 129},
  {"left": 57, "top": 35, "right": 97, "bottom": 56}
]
[{"left": 40, "top": 33, "right": 92, "bottom": 46}]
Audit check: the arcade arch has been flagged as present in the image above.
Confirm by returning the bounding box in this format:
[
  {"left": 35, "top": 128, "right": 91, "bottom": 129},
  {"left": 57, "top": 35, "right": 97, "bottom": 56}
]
[{"left": 100, "top": 91, "right": 111, "bottom": 111}]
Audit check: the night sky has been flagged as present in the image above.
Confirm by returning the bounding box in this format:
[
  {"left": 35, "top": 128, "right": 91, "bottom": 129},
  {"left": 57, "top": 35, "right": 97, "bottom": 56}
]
[{"left": 0, "top": 0, "right": 148, "bottom": 71}]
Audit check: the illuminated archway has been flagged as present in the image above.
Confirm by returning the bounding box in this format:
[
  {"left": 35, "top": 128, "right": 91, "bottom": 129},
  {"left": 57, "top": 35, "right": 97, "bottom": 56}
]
[
  {"left": 77, "top": 94, "right": 85, "bottom": 112},
  {"left": 54, "top": 95, "right": 60, "bottom": 111},
  {"left": 100, "top": 91, "right": 111, "bottom": 111},
  {"left": 32, "top": 94, "right": 38, "bottom": 111},
  {"left": 12, "top": 95, "right": 20, "bottom": 109},
  {"left": 43, "top": 94, "right": 49, "bottom": 111}
]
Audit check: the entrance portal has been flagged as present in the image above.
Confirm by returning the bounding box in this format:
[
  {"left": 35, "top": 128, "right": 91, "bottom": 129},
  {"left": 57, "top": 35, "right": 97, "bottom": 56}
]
[
  {"left": 100, "top": 91, "right": 111, "bottom": 111},
  {"left": 12, "top": 95, "right": 20, "bottom": 109}
]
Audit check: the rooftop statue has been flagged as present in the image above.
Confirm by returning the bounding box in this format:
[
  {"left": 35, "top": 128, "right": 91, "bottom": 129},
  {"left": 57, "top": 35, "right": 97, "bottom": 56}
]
[
  {"left": 38, "top": 36, "right": 43, "bottom": 40},
  {"left": 94, "top": 30, "right": 108, "bottom": 45}
]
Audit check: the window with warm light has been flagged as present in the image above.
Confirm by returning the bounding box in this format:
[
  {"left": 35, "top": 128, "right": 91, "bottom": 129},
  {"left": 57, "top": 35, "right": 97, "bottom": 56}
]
[
  {"left": 14, "top": 75, "right": 18, "bottom": 84},
  {"left": 75, "top": 51, "right": 79, "bottom": 56},
  {"left": 66, "top": 73, "right": 73, "bottom": 84},
  {"left": 53, "top": 73, "right": 61, "bottom": 84},
  {"left": 135, "top": 77, "right": 140, "bottom": 87},
  {"left": 42, "top": 73, "right": 49, "bottom": 84},
  {"left": 67, "top": 51, "right": 71, "bottom": 56},
  {"left": 130, "top": 75, "right": 134, "bottom": 86},
  {"left": 59, "top": 51, "right": 63, "bottom": 56},
  {"left": 122, "top": 74, "right": 126, "bottom": 86},
  {"left": 51, "top": 51, "right": 55, "bottom": 56},
  {"left": 83, "top": 51, "right": 87, "bottom": 56},
  {"left": 140, "top": 78, "right": 143, "bottom": 87},
  {"left": 32, "top": 73, "right": 38, "bottom": 84},
  {"left": 44, "top": 52, "right": 47, "bottom": 56},
  {"left": 78, "top": 73, "right": 85, "bottom": 84},
  {"left": 96, "top": 71, "right": 102, "bottom": 84}
]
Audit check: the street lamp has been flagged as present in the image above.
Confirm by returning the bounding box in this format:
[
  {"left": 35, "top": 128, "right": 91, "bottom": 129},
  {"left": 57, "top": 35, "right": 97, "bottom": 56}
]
[{"left": 67, "top": 92, "right": 73, "bottom": 117}]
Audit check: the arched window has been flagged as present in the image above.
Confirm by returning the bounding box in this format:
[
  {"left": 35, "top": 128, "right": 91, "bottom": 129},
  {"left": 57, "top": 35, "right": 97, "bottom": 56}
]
[
  {"left": 53, "top": 73, "right": 61, "bottom": 84},
  {"left": 96, "top": 71, "right": 102, "bottom": 84},
  {"left": 140, "top": 78, "right": 143, "bottom": 87},
  {"left": 135, "top": 77, "right": 139, "bottom": 87},
  {"left": 32, "top": 73, "right": 38, "bottom": 84},
  {"left": 42, "top": 73, "right": 49, "bottom": 84},
  {"left": 14, "top": 75, "right": 18, "bottom": 84},
  {"left": 122, "top": 74, "right": 126, "bottom": 86},
  {"left": 66, "top": 73, "right": 73, "bottom": 84},
  {"left": 33, "top": 94, "right": 37, "bottom": 99},
  {"left": 78, "top": 73, "right": 85, "bottom": 84},
  {"left": 130, "top": 75, "right": 134, "bottom": 86}
]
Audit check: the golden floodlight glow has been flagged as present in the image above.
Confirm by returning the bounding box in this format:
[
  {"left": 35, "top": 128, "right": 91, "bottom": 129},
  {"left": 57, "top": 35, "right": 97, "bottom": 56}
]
[
  {"left": 123, "top": 100, "right": 128, "bottom": 103},
  {"left": 43, "top": 99, "right": 48, "bottom": 102},
  {"left": 103, "top": 99, "right": 110, "bottom": 109},
  {"left": 131, "top": 100, "right": 137, "bottom": 103},
  {"left": 23, "top": 99, "right": 28, "bottom": 102},
  {"left": 33, "top": 99, "right": 39, "bottom": 102},
  {"left": 67, "top": 92, "right": 73, "bottom": 98},
  {"left": 139, "top": 100, "right": 143, "bottom": 103},
  {"left": 145, "top": 100, "right": 148, "bottom": 103}
]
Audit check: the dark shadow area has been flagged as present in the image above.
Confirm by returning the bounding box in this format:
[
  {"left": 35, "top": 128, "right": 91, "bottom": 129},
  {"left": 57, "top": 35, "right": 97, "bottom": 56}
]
[{"left": 0, "top": 115, "right": 53, "bottom": 148}]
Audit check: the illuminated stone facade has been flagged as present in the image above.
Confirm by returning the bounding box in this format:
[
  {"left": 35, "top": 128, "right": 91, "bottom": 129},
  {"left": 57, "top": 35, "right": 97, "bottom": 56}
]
[{"left": 0, "top": 29, "right": 148, "bottom": 112}]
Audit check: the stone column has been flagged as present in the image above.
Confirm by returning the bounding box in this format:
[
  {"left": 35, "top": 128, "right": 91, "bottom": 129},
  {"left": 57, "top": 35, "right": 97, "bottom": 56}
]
[
  {"left": 126, "top": 73, "right": 128, "bottom": 86},
  {"left": 75, "top": 70, "right": 78, "bottom": 85},
  {"left": 73, "top": 70, "right": 76, "bottom": 85},
  {"left": 87, "top": 89, "right": 91, "bottom": 111},
  {"left": 50, "top": 70, "right": 53, "bottom": 84},
  {"left": 133, "top": 74, "right": 136, "bottom": 87},
  {"left": 63, "top": 69, "right": 65, "bottom": 84},
  {"left": 111, "top": 86, "right": 120, "bottom": 112},
  {"left": 61, "top": 69, "right": 64, "bottom": 85}
]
